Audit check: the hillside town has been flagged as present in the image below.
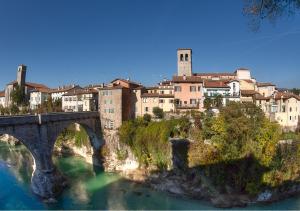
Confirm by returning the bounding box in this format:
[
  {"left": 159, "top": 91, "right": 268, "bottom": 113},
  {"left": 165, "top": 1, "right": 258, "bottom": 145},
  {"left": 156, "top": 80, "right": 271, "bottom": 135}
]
[{"left": 0, "top": 48, "right": 299, "bottom": 132}]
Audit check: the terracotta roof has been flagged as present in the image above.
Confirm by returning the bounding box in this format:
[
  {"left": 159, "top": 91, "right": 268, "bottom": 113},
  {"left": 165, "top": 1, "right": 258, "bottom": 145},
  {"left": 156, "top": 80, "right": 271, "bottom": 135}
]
[
  {"left": 193, "top": 72, "right": 236, "bottom": 77},
  {"left": 257, "top": 82, "right": 275, "bottom": 87},
  {"left": 7, "top": 81, "right": 49, "bottom": 89},
  {"left": 159, "top": 80, "right": 173, "bottom": 86},
  {"left": 141, "top": 93, "right": 159, "bottom": 98},
  {"left": 241, "top": 90, "right": 258, "bottom": 96},
  {"left": 204, "top": 80, "right": 230, "bottom": 88},
  {"left": 49, "top": 85, "right": 81, "bottom": 93},
  {"left": 177, "top": 48, "right": 192, "bottom": 50},
  {"left": 172, "top": 76, "right": 203, "bottom": 83},
  {"left": 99, "top": 85, "right": 124, "bottom": 90},
  {"left": 0, "top": 90, "right": 5, "bottom": 97},
  {"left": 255, "top": 93, "right": 272, "bottom": 100},
  {"left": 274, "top": 92, "right": 300, "bottom": 101},
  {"left": 111, "top": 78, "right": 141, "bottom": 87},
  {"left": 141, "top": 93, "right": 174, "bottom": 98},
  {"left": 30, "top": 87, "right": 51, "bottom": 93},
  {"left": 63, "top": 88, "right": 98, "bottom": 96},
  {"left": 242, "top": 79, "right": 254, "bottom": 83}
]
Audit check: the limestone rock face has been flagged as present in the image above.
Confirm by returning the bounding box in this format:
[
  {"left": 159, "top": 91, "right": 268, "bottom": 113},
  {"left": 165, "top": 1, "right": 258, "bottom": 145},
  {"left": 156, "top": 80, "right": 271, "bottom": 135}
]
[{"left": 31, "top": 168, "right": 67, "bottom": 200}]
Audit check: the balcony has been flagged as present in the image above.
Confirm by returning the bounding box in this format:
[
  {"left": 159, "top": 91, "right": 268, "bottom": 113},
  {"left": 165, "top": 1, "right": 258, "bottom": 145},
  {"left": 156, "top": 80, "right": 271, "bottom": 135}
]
[{"left": 175, "top": 103, "right": 199, "bottom": 109}]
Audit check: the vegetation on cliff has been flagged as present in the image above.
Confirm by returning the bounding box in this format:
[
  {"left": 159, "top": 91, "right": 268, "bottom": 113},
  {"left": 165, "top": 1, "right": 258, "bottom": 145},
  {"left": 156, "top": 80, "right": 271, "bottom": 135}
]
[
  {"left": 118, "top": 117, "right": 190, "bottom": 169},
  {"left": 119, "top": 102, "right": 300, "bottom": 196}
]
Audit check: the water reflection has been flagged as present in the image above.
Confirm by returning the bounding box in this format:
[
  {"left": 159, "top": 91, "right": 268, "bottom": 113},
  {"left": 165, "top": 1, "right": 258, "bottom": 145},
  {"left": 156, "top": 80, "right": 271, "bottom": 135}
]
[
  {"left": 2, "top": 140, "right": 300, "bottom": 210},
  {"left": 0, "top": 142, "right": 33, "bottom": 184}
]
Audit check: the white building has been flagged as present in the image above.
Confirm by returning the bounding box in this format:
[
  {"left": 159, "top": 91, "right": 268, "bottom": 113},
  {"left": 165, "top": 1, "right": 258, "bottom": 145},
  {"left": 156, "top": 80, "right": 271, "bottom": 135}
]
[
  {"left": 62, "top": 88, "right": 98, "bottom": 112},
  {"left": 0, "top": 91, "right": 5, "bottom": 107},
  {"left": 29, "top": 88, "right": 50, "bottom": 110},
  {"left": 203, "top": 80, "right": 240, "bottom": 106},
  {"left": 50, "top": 85, "right": 81, "bottom": 101}
]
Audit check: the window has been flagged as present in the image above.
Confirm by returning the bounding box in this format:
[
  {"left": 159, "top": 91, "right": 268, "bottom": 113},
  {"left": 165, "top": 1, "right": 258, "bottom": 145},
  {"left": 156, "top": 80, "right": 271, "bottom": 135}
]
[
  {"left": 190, "top": 86, "right": 196, "bottom": 92},
  {"left": 282, "top": 105, "right": 286, "bottom": 112},
  {"left": 290, "top": 107, "right": 292, "bottom": 112},
  {"left": 109, "top": 120, "right": 114, "bottom": 129},
  {"left": 174, "top": 86, "right": 181, "bottom": 92},
  {"left": 160, "top": 91, "right": 164, "bottom": 94},
  {"left": 184, "top": 101, "right": 187, "bottom": 104},
  {"left": 110, "top": 99, "right": 113, "bottom": 104},
  {"left": 290, "top": 116, "right": 292, "bottom": 121},
  {"left": 145, "top": 107, "right": 149, "bottom": 112},
  {"left": 198, "top": 86, "right": 201, "bottom": 92},
  {"left": 159, "top": 99, "right": 164, "bottom": 103},
  {"left": 143, "top": 98, "right": 147, "bottom": 103},
  {"left": 169, "top": 99, "right": 174, "bottom": 103},
  {"left": 190, "top": 99, "right": 197, "bottom": 104},
  {"left": 185, "top": 54, "right": 188, "bottom": 61},
  {"left": 109, "top": 108, "right": 114, "bottom": 113},
  {"left": 180, "top": 54, "right": 184, "bottom": 61}
]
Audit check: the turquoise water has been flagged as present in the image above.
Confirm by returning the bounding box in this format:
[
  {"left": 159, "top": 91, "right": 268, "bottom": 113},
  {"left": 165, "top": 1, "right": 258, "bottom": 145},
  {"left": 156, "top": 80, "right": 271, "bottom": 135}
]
[{"left": 1, "top": 142, "right": 300, "bottom": 210}]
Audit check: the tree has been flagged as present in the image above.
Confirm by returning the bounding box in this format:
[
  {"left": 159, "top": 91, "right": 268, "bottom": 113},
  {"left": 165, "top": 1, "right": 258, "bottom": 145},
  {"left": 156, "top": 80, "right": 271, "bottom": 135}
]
[
  {"left": 9, "top": 104, "right": 20, "bottom": 115},
  {"left": 10, "top": 85, "right": 25, "bottom": 106},
  {"left": 244, "top": 0, "right": 300, "bottom": 30},
  {"left": 214, "top": 94, "right": 223, "bottom": 108},
  {"left": 204, "top": 97, "right": 213, "bottom": 110},
  {"left": 143, "top": 114, "right": 152, "bottom": 122},
  {"left": 152, "top": 107, "right": 164, "bottom": 119}
]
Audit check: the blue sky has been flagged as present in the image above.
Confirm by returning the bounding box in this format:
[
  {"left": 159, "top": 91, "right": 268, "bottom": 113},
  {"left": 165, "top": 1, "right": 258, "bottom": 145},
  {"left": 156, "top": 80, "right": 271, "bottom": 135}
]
[{"left": 0, "top": 0, "right": 299, "bottom": 89}]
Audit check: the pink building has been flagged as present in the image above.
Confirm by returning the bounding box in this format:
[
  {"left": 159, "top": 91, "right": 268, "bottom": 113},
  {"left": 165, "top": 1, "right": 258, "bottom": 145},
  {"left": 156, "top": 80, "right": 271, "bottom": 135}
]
[{"left": 172, "top": 75, "right": 204, "bottom": 111}]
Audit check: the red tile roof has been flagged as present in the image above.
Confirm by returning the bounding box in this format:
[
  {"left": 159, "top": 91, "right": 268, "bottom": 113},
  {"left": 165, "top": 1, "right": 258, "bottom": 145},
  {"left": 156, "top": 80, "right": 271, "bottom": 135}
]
[
  {"left": 172, "top": 76, "right": 203, "bottom": 83},
  {"left": 63, "top": 88, "right": 98, "bottom": 96},
  {"left": 7, "top": 80, "right": 49, "bottom": 89},
  {"left": 141, "top": 93, "right": 174, "bottom": 98},
  {"left": 257, "top": 82, "right": 275, "bottom": 87},
  {"left": 274, "top": 92, "right": 300, "bottom": 101},
  {"left": 49, "top": 85, "right": 81, "bottom": 93},
  {"left": 0, "top": 90, "right": 5, "bottom": 97},
  {"left": 241, "top": 90, "right": 258, "bottom": 96},
  {"left": 193, "top": 72, "right": 236, "bottom": 77},
  {"left": 204, "top": 80, "right": 230, "bottom": 88}
]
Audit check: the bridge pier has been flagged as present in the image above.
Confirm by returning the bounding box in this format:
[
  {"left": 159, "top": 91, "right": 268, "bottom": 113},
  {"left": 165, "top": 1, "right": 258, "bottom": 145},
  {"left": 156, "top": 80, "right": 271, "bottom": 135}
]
[{"left": 0, "top": 112, "right": 103, "bottom": 201}]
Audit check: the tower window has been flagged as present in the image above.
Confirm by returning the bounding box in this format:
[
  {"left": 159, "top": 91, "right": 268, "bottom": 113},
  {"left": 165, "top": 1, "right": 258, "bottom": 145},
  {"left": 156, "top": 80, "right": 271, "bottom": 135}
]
[
  {"left": 185, "top": 54, "right": 188, "bottom": 61},
  {"left": 180, "top": 54, "right": 184, "bottom": 61}
]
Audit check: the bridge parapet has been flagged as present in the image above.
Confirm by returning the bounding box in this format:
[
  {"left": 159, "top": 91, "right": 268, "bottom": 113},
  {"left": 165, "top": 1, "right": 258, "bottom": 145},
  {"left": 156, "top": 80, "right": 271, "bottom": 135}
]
[{"left": 0, "top": 112, "right": 100, "bottom": 126}]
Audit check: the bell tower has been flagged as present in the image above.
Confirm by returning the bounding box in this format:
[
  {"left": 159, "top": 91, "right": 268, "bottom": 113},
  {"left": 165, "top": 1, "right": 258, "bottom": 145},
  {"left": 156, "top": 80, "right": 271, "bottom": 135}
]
[
  {"left": 17, "top": 64, "right": 26, "bottom": 88},
  {"left": 177, "top": 48, "right": 192, "bottom": 76}
]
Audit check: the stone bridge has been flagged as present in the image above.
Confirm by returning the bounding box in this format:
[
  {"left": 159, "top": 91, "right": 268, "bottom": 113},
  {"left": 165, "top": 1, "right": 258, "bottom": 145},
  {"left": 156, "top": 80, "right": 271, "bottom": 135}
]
[{"left": 0, "top": 112, "right": 103, "bottom": 200}]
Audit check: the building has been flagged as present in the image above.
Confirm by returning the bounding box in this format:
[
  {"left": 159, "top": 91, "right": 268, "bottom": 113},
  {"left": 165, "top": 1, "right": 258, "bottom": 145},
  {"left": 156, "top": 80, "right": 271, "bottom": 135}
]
[
  {"left": 50, "top": 85, "right": 82, "bottom": 101},
  {"left": 256, "top": 82, "right": 276, "bottom": 97},
  {"left": 62, "top": 88, "right": 98, "bottom": 112},
  {"left": 256, "top": 92, "right": 300, "bottom": 131},
  {"left": 99, "top": 79, "right": 141, "bottom": 130},
  {"left": 0, "top": 91, "right": 5, "bottom": 107},
  {"left": 4, "top": 65, "right": 49, "bottom": 107},
  {"left": 29, "top": 88, "right": 50, "bottom": 110},
  {"left": 203, "top": 80, "right": 240, "bottom": 106},
  {"left": 173, "top": 75, "right": 204, "bottom": 111},
  {"left": 177, "top": 48, "right": 192, "bottom": 76}
]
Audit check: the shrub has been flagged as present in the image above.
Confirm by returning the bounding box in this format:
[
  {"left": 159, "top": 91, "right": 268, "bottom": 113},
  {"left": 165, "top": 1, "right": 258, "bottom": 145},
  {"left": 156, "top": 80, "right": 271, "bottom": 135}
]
[{"left": 152, "top": 107, "right": 164, "bottom": 119}]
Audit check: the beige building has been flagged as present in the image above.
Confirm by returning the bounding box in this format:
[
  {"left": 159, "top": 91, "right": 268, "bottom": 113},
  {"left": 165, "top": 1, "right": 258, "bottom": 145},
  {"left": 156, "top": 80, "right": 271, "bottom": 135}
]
[
  {"left": 99, "top": 79, "right": 141, "bottom": 130},
  {"left": 256, "top": 92, "right": 300, "bottom": 131},
  {"left": 256, "top": 82, "right": 276, "bottom": 97}
]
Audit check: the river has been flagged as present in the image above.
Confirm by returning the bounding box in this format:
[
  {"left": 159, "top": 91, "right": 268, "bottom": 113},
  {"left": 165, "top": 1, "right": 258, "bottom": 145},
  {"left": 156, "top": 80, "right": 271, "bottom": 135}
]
[{"left": 1, "top": 141, "right": 300, "bottom": 210}]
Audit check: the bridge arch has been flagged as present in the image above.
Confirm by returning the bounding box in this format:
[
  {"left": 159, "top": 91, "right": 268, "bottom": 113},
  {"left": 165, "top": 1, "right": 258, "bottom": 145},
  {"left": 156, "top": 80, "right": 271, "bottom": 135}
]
[
  {"left": 0, "top": 112, "right": 103, "bottom": 200},
  {"left": 52, "top": 121, "right": 104, "bottom": 166}
]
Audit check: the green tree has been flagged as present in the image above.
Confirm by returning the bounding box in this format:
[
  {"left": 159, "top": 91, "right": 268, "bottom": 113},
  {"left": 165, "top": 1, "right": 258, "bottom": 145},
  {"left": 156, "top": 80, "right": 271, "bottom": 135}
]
[
  {"left": 10, "top": 85, "right": 25, "bottom": 106},
  {"left": 152, "top": 107, "right": 164, "bottom": 119},
  {"left": 9, "top": 104, "right": 20, "bottom": 115},
  {"left": 143, "top": 113, "right": 152, "bottom": 122},
  {"left": 203, "top": 97, "right": 213, "bottom": 110}
]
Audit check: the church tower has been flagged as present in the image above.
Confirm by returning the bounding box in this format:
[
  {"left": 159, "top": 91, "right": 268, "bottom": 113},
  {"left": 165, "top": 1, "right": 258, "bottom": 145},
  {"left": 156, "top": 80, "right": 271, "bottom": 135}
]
[
  {"left": 177, "top": 48, "right": 192, "bottom": 76},
  {"left": 17, "top": 64, "right": 26, "bottom": 88}
]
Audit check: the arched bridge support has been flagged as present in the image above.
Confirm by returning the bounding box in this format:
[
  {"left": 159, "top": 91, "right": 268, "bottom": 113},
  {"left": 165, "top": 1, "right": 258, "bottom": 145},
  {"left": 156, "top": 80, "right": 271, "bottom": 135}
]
[{"left": 0, "top": 112, "right": 103, "bottom": 200}]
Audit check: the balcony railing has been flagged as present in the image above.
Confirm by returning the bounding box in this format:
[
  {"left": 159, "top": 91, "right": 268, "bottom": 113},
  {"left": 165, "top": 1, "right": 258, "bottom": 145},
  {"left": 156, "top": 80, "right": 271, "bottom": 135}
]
[{"left": 175, "top": 103, "right": 199, "bottom": 109}]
